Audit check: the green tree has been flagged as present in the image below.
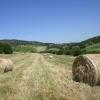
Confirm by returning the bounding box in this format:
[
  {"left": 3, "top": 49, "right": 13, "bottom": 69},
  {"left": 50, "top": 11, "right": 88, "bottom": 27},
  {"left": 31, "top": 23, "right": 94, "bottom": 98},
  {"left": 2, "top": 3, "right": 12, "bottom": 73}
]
[
  {"left": 3, "top": 44, "right": 13, "bottom": 54},
  {"left": 0, "top": 43, "right": 13, "bottom": 54},
  {"left": 71, "top": 46, "right": 81, "bottom": 56},
  {"left": 0, "top": 43, "right": 4, "bottom": 54}
]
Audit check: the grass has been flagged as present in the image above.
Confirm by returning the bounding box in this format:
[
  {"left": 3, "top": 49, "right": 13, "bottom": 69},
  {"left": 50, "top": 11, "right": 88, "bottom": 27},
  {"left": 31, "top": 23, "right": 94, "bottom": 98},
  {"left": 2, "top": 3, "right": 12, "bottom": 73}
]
[
  {"left": 43, "top": 54, "right": 74, "bottom": 70},
  {"left": 85, "top": 43, "right": 100, "bottom": 53},
  {"left": 0, "top": 53, "right": 99, "bottom": 100},
  {"left": 36, "top": 46, "right": 47, "bottom": 52},
  {"left": 13, "top": 45, "right": 46, "bottom": 53}
]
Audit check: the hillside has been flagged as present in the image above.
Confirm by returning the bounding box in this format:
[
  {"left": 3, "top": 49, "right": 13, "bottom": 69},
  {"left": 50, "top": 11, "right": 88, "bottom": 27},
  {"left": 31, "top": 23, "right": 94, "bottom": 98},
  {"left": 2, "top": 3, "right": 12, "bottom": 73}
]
[
  {"left": 13, "top": 45, "right": 46, "bottom": 53},
  {"left": 80, "top": 36, "right": 100, "bottom": 46},
  {"left": 0, "top": 39, "right": 47, "bottom": 53},
  {"left": 46, "top": 36, "right": 100, "bottom": 55},
  {"left": 85, "top": 43, "right": 100, "bottom": 53},
  {"left": 0, "top": 35, "right": 100, "bottom": 53},
  {"left": 79, "top": 36, "right": 100, "bottom": 54},
  {"left": 0, "top": 36, "right": 100, "bottom": 47},
  {"left": 0, "top": 39, "right": 51, "bottom": 46}
]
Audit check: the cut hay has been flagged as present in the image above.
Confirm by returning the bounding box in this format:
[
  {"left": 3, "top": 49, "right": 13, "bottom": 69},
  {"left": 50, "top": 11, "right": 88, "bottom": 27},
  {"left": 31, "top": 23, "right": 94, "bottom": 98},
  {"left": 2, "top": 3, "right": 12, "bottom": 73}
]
[
  {"left": 0, "top": 58, "right": 13, "bottom": 73},
  {"left": 72, "top": 54, "right": 100, "bottom": 86}
]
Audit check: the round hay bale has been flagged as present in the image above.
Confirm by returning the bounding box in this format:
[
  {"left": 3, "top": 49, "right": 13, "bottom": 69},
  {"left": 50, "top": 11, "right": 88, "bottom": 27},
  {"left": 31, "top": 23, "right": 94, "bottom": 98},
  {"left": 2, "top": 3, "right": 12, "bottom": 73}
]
[
  {"left": 49, "top": 55, "right": 53, "bottom": 59},
  {"left": 44, "top": 54, "right": 47, "bottom": 56},
  {"left": 72, "top": 54, "right": 100, "bottom": 86},
  {"left": 0, "top": 58, "right": 13, "bottom": 73}
]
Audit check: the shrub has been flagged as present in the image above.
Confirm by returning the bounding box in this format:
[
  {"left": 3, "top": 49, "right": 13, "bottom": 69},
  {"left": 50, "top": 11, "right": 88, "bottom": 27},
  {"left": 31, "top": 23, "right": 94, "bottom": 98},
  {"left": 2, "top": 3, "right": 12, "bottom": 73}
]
[
  {"left": 0, "top": 43, "right": 13, "bottom": 54},
  {"left": 3, "top": 44, "right": 13, "bottom": 54},
  {"left": 65, "top": 50, "right": 71, "bottom": 55},
  {"left": 71, "top": 46, "right": 81, "bottom": 56}
]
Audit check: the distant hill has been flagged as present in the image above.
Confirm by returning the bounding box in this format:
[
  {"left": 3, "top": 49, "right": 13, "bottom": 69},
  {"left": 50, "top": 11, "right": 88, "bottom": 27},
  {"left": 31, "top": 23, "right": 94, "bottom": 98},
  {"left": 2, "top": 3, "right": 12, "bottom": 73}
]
[
  {"left": 0, "top": 39, "right": 48, "bottom": 53},
  {"left": 45, "top": 35, "right": 100, "bottom": 55},
  {"left": 85, "top": 43, "right": 100, "bottom": 53},
  {"left": 80, "top": 36, "right": 100, "bottom": 47},
  {"left": 0, "top": 35, "right": 100, "bottom": 54},
  {"left": 0, "top": 39, "right": 48, "bottom": 46},
  {"left": 0, "top": 36, "right": 100, "bottom": 47},
  {"left": 79, "top": 36, "right": 100, "bottom": 53}
]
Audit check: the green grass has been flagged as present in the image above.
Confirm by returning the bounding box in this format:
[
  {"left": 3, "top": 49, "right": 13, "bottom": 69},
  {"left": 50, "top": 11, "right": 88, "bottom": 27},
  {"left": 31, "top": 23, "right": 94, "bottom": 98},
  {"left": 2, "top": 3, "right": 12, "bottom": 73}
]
[
  {"left": 36, "top": 46, "right": 47, "bottom": 52},
  {"left": 13, "top": 45, "right": 46, "bottom": 53},
  {"left": 47, "top": 48, "right": 60, "bottom": 51},
  {"left": 0, "top": 53, "right": 99, "bottom": 100},
  {"left": 85, "top": 43, "right": 100, "bottom": 53}
]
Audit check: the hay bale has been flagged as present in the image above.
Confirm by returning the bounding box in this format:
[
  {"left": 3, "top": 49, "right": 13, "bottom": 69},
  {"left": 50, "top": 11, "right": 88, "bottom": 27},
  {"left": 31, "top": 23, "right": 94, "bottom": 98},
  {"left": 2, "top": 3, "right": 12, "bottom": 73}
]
[
  {"left": 49, "top": 55, "right": 53, "bottom": 59},
  {"left": 0, "top": 58, "right": 13, "bottom": 73},
  {"left": 44, "top": 54, "right": 47, "bottom": 56},
  {"left": 72, "top": 54, "right": 100, "bottom": 86}
]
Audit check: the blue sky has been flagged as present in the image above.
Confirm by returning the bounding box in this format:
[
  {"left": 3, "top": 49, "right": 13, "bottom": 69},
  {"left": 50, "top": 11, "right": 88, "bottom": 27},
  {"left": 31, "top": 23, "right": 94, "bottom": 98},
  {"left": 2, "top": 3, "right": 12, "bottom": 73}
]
[{"left": 0, "top": 0, "right": 100, "bottom": 43}]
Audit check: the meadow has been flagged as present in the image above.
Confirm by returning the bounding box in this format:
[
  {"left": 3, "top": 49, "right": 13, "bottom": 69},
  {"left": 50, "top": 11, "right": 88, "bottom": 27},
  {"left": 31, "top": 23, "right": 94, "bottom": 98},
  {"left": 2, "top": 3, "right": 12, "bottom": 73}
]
[
  {"left": 0, "top": 53, "right": 99, "bottom": 100},
  {"left": 85, "top": 43, "right": 100, "bottom": 53}
]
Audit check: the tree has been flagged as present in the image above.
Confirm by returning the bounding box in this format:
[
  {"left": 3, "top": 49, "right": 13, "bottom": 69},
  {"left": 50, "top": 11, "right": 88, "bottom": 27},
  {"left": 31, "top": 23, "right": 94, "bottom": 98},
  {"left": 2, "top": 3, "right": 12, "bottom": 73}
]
[
  {"left": 0, "top": 43, "right": 13, "bottom": 54},
  {"left": 71, "top": 46, "right": 81, "bottom": 56},
  {"left": 3, "top": 44, "right": 13, "bottom": 54},
  {"left": 56, "top": 49, "right": 63, "bottom": 55},
  {"left": 0, "top": 43, "right": 4, "bottom": 54}
]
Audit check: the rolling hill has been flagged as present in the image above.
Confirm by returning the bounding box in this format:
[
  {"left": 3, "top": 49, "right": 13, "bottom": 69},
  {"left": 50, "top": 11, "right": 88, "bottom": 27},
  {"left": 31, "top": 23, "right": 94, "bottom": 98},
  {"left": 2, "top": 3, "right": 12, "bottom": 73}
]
[
  {"left": 0, "top": 35, "right": 100, "bottom": 53},
  {"left": 85, "top": 43, "right": 100, "bottom": 53}
]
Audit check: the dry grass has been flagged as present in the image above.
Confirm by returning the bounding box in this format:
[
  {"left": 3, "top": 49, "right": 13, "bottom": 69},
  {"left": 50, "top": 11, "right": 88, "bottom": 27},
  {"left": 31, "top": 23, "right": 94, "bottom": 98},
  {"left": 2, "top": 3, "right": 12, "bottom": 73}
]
[{"left": 0, "top": 53, "right": 99, "bottom": 100}]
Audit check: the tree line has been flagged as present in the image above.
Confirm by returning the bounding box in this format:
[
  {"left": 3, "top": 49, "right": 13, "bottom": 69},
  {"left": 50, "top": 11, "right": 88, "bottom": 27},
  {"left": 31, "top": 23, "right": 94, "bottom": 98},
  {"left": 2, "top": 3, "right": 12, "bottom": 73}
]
[{"left": 44, "top": 44, "right": 85, "bottom": 56}]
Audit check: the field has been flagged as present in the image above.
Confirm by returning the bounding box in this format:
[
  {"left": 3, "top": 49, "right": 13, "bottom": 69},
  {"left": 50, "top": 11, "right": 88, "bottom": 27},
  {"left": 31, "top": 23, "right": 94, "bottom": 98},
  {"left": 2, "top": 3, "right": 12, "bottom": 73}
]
[
  {"left": 0, "top": 53, "right": 100, "bottom": 100},
  {"left": 85, "top": 43, "right": 100, "bottom": 53},
  {"left": 13, "top": 45, "right": 46, "bottom": 53}
]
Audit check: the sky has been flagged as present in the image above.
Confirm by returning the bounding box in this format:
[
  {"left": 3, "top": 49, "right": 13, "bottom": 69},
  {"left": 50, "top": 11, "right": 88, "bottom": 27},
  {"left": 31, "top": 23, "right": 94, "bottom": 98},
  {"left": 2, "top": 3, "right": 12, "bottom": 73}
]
[{"left": 0, "top": 0, "right": 100, "bottom": 43}]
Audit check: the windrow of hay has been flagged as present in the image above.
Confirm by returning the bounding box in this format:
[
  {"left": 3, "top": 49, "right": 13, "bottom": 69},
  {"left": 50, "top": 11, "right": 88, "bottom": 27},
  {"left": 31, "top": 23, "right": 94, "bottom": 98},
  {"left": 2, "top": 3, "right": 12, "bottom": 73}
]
[
  {"left": 72, "top": 54, "right": 100, "bottom": 86},
  {"left": 0, "top": 58, "right": 13, "bottom": 73}
]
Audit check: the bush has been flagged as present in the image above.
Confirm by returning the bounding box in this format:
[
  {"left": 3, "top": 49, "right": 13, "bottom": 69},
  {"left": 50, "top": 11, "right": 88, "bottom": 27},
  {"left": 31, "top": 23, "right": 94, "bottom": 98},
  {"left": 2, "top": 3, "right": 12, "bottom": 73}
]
[
  {"left": 0, "top": 44, "right": 4, "bottom": 54},
  {"left": 64, "top": 50, "right": 71, "bottom": 55},
  {"left": 3, "top": 44, "right": 13, "bottom": 54},
  {"left": 71, "top": 46, "right": 81, "bottom": 56},
  {"left": 0, "top": 43, "right": 13, "bottom": 54},
  {"left": 30, "top": 49, "right": 37, "bottom": 53},
  {"left": 81, "top": 48, "right": 86, "bottom": 54},
  {"left": 56, "top": 49, "right": 63, "bottom": 55}
]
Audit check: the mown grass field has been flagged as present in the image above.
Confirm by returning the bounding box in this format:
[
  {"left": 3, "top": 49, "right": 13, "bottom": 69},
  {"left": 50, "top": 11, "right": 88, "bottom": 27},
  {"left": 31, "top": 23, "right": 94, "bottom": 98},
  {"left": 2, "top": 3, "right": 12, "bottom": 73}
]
[{"left": 0, "top": 53, "right": 100, "bottom": 100}]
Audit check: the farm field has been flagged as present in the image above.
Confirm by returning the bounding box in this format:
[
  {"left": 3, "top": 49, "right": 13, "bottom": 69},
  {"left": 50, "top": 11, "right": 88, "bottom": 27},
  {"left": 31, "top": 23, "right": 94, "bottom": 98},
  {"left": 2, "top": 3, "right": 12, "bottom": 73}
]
[
  {"left": 85, "top": 43, "right": 100, "bottom": 53},
  {"left": 0, "top": 53, "right": 100, "bottom": 100},
  {"left": 13, "top": 45, "right": 46, "bottom": 53}
]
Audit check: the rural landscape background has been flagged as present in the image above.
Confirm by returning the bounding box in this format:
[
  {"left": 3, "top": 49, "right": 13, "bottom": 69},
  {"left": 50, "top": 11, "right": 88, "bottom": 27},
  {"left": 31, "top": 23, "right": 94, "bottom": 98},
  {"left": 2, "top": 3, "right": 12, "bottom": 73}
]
[
  {"left": 0, "top": 36, "right": 100, "bottom": 100},
  {"left": 0, "top": 0, "right": 100, "bottom": 100}
]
